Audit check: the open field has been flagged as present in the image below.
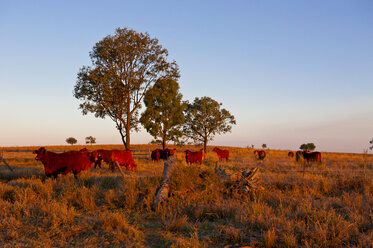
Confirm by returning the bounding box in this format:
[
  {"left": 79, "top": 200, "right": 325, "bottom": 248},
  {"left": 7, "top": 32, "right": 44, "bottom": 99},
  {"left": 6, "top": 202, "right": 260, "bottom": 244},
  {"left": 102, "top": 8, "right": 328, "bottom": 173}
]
[{"left": 0, "top": 145, "right": 372, "bottom": 247}]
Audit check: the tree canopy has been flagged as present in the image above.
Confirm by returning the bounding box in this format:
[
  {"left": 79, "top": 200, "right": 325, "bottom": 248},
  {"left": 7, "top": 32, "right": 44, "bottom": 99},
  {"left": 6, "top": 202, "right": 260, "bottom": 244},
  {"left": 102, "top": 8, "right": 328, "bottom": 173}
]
[
  {"left": 299, "top": 143, "right": 316, "bottom": 151},
  {"left": 183, "top": 96, "right": 236, "bottom": 152},
  {"left": 66, "top": 137, "right": 77, "bottom": 145},
  {"left": 140, "top": 79, "right": 186, "bottom": 150},
  {"left": 74, "top": 27, "right": 179, "bottom": 149},
  {"left": 85, "top": 136, "right": 96, "bottom": 145}
]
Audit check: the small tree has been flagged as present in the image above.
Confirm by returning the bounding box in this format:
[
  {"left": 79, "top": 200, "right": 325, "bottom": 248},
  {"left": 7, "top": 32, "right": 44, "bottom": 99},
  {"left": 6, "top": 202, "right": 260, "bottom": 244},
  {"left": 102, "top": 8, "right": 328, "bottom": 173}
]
[
  {"left": 140, "top": 79, "right": 186, "bottom": 150},
  {"left": 300, "top": 143, "right": 316, "bottom": 151},
  {"left": 183, "top": 96, "right": 236, "bottom": 152},
  {"left": 369, "top": 139, "right": 373, "bottom": 150},
  {"left": 66, "top": 137, "right": 77, "bottom": 145},
  {"left": 262, "top": 144, "right": 267, "bottom": 149},
  {"left": 85, "top": 136, "right": 96, "bottom": 145}
]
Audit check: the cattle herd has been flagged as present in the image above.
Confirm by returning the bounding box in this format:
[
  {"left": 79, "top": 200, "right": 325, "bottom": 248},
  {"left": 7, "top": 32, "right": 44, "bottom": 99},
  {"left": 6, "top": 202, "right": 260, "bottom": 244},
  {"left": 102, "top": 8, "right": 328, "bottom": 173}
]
[{"left": 33, "top": 146, "right": 321, "bottom": 178}]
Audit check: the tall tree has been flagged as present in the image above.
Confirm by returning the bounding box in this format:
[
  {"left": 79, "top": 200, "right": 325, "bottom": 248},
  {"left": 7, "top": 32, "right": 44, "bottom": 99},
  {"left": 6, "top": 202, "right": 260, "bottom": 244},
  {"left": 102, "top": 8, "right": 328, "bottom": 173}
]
[
  {"left": 74, "top": 27, "right": 179, "bottom": 149},
  {"left": 183, "top": 97, "right": 236, "bottom": 152},
  {"left": 140, "top": 79, "right": 186, "bottom": 150}
]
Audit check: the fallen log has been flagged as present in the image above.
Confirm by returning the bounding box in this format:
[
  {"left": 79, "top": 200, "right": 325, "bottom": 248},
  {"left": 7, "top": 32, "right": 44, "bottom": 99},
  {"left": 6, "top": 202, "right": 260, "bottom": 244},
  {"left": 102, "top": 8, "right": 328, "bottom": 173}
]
[{"left": 153, "top": 155, "right": 176, "bottom": 210}]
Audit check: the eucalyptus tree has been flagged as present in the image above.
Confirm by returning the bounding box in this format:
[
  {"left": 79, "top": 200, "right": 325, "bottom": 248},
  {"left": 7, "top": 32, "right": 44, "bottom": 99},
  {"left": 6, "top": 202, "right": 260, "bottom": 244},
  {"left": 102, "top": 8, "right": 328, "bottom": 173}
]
[
  {"left": 183, "top": 96, "right": 236, "bottom": 152},
  {"left": 140, "top": 78, "right": 186, "bottom": 150},
  {"left": 66, "top": 137, "right": 77, "bottom": 145},
  {"left": 74, "top": 27, "right": 179, "bottom": 149}
]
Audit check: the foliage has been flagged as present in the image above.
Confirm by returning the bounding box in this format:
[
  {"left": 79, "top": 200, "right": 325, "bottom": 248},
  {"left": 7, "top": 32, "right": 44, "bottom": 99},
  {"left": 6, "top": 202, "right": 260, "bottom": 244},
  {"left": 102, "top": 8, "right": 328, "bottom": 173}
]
[
  {"left": 74, "top": 27, "right": 179, "bottom": 149},
  {"left": 65, "top": 137, "right": 77, "bottom": 145},
  {"left": 262, "top": 144, "right": 267, "bottom": 149},
  {"left": 140, "top": 79, "right": 186, "bottom": 149},
  {"left": 183, "top": 96, "right": 236, "bottom": 152},
  {"left": 300, "top": 143, "right": 316, "bottom": 151},
  {"left": 369, "top": 138, "right": 373, "bottom": 150},
  {"left": 85, "top": 136, "right": 96, "bottom": 145}
]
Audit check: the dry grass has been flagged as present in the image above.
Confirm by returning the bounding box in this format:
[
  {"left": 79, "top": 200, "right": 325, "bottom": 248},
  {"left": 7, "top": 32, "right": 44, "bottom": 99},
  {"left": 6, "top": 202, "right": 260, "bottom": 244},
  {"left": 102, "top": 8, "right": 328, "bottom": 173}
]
[{"left": 0, "top": 144, "right": 372, "bottom": 247}]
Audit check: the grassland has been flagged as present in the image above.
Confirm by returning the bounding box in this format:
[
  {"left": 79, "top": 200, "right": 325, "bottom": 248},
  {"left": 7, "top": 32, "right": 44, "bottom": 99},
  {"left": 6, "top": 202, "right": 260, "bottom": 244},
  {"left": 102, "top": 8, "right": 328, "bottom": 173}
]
[{"left": 0, "top": 145, "right": 372, "bottom": 247}]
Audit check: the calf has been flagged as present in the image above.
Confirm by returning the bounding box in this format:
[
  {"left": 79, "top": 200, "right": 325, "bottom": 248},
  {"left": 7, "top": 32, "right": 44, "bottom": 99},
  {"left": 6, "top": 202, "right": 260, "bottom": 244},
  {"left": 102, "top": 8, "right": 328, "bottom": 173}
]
[
  {"left": 213, "top": 147, "right": 229, "bottom": 161},
  {"left": 33, "top": 147, "right": 95, "bottom": 178},
  {"left": 288, "top": 151, "right": 294, "bottom": 158}
]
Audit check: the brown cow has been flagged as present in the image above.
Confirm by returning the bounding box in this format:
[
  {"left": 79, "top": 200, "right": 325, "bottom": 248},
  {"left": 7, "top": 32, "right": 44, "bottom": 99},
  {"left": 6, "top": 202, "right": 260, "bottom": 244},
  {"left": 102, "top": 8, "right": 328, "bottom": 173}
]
[
  {"left": 302, "top": 151, "right": 321, "bottom": 163},
  {"left": 151, "top": 148, "right": 176, "bottom": 162},
  {"left": 254, "top": 150, "right": 266, "bottom": 160}
]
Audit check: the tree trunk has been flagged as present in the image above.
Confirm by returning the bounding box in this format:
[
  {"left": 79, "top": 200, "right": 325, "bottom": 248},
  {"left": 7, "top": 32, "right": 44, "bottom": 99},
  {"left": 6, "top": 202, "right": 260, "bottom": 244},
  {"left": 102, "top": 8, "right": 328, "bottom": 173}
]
[
  {"left": 203, "top": 137, "right": 207, "bottom": 153},
  {"left": 162, "top": 132, "right": 166, "bottom": 150},
  {"left": 126, "top": 111, "right": 131, "bottom": 149},
  {"left": 126, "top": 124, "right": 130, "bottom": 150},
  {"left": 119, "top": 128, "right": 127, "bottom": 148}
]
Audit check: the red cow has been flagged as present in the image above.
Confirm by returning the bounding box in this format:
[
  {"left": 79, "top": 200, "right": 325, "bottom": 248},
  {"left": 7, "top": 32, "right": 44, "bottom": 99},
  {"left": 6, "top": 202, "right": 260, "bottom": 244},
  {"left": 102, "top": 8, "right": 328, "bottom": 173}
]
[
  {"left": 33, "top": 147, "right": 96, "bottom": 178},
  {"left": 151, "top": 148, "right": 177, "bottom": 162},
  {"left": 213, "top": 147, "right": 229, "bottom": 161},
  {"left": 93, "top": 149, "right": 112, "bottom": 168},
  {"left": 254, "top": 150, "right": 266, "bottom": 160},
  {"left": 288, "top": 151, "right": 294, "bottom": 158},
  {"left": 185, "top": 149, "right": 205, "bottom": 165},
  {"left": 302, "top": 151, "right": 321, "bottom": 163},
  {"left": 110, "top": 150, "right": 137, "bottom": 172}
]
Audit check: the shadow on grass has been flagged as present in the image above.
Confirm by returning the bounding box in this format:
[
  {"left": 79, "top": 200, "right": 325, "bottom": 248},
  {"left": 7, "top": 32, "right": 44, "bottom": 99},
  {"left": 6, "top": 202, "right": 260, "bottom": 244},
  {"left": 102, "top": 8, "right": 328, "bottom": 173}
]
[{"left": 0, "top": 166, "right": 44, "bottom": 181}]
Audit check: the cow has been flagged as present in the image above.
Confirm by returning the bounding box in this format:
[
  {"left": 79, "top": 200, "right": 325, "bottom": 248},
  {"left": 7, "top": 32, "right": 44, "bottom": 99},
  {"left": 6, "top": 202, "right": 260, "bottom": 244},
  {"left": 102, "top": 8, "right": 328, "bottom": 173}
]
[
  {"left": 295, "top": 151, "right": 303, "bottom": 162},
  {"left": 151, "top": 149, "right": 161, "bottom": 162},
  {"left": 110, "top": 150, "right": 137, "bottom": 172},
  {"left": 288, "top": 151, "right": 294, "bottom": 158},
  {"left": 213, "top": 147, "right": 229, "bottom": 161},
  {"left": 185, "top": 149, "right": 205, "bottom": 165},
  {"left": 302, "top": 151, "right": 321, "bottom": 163},
  {"left": 93, "top": 149, "right": 112, "bottom": 168},
  {"left": 92, "top": 149, "right": 136, "bottom": 171},
  {"left": 33, "top": 147, "right": 96, "bottom": 179},
  {"left": 254, "top": 150, "right": 266, "bottom": 160},
  {"left": 151, "top": 148, "right": 177, "bottom": 162}
]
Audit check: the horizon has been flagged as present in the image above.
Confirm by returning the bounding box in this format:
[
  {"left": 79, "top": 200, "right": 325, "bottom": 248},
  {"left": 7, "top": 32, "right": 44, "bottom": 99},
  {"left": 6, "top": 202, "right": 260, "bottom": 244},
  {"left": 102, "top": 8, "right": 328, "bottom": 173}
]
[{"left": 1, "top": 1, "right": 372, "bottom": 153}]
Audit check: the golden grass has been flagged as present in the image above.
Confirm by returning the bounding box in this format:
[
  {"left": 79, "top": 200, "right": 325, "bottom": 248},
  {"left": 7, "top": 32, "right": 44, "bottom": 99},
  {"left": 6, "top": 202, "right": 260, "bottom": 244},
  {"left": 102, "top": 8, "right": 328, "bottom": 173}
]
[{"left": 0, "top": 144, "right": 372, "bottom": 247}]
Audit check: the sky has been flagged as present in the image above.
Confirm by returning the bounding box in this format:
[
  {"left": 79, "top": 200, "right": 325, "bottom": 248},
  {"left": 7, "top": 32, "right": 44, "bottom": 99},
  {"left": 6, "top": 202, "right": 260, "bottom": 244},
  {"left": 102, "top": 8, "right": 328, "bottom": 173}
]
[{"left": 0, "top": 0, "right": 372, "bottom": 153}]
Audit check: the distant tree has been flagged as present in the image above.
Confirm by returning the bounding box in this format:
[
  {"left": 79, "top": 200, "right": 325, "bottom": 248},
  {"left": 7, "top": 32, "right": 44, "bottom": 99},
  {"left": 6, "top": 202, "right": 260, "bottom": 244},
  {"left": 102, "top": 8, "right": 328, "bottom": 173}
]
[
  {"left": 300, "top": 143, "right": 316, "bottom": 151},
  {"left": 262, "top": 144, "right": 267, "bottom": 149},
  {"left": 74, "top": 27, "right": 179, "bottom": 149},
  {"left": 183, "top": 96, "right": 236, "bottom": 153},
  {"left": 140, "top": 79, "right": 186, "bottom": 150},
  {"left": 369, "top": 138, "right": 373, "bottom": 150},
  {"left": 66, "top": 137, "right": 77, "bottom": 145},
  {"left": 85, "top": 136, "right": 96, "bottom": 145}
]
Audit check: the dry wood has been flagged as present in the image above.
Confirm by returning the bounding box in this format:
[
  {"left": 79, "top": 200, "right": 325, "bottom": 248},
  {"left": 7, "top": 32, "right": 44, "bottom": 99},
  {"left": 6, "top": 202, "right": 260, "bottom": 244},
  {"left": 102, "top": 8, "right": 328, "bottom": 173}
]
[
  {"left": 115, "top": 161, "right": 126, "bottom": 179},
  {"left": 153, "top": 156, "right": 176, "bottom": 210}
]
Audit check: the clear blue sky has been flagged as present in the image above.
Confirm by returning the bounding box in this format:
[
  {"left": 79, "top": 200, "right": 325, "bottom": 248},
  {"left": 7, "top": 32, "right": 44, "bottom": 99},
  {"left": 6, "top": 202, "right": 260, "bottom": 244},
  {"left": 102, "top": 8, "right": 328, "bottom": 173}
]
[{"left": 1, "top": 0, "right": 372, "bottom": 152}]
